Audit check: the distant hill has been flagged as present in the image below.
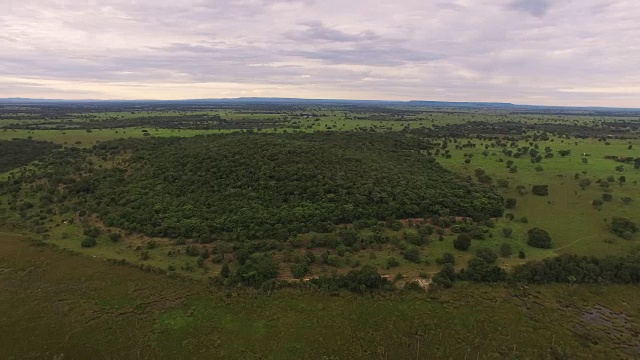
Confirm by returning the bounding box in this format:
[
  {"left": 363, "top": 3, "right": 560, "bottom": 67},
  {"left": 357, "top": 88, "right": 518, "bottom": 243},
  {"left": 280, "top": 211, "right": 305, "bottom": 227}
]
[{"left": 0, "top": 97, "right": 638, "bottom": 111}]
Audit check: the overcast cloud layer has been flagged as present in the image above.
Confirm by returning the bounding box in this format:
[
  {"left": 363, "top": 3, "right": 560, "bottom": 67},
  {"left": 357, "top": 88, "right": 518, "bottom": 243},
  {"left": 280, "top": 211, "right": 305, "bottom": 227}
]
[{"left": 1, "top": 0, "right": 639, "bottom": 106}]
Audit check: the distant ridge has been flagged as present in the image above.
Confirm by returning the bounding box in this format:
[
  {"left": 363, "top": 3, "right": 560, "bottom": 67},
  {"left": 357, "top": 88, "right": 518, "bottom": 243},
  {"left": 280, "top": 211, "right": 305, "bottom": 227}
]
[{"left": 0, "top": 97, "right": 637, "bottom": 111}]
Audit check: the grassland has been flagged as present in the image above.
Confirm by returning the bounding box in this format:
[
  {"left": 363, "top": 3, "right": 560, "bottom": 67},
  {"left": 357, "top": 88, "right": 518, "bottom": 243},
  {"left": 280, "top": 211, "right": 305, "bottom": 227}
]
[{"left": 2, "top": 233, "right": 640, "bottom": 359}]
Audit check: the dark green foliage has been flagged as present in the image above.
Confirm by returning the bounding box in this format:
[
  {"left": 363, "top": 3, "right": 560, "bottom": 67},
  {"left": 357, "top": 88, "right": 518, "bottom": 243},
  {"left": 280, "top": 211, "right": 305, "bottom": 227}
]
[
  {"left": 611, "top": 217, "right": 639, "bottom": 240},
  {"left": 453, "top": 233, "right": 472, "bottom": 251},
  {"left": 108, "top": 232, "right": 122, "bottom": 242},
  {"left": 502, "top": 227, "right": 513, "bottom": 238},
  {"left": 500, "top": 243, "right": 512, "bottom": 257},
  {"left": 602, "top": 193, "right": 613, "bottom": 202},
  {"left": 512, "top": 254, "right": 640, "bottom": 284},
  {"left": 436, "top": 252, "right": 455, "bottom": 265},
  {"left": 475, "top": 248, "right": 498, "bottom": 264},
  {"left": 185, "top": 245, "right": 200, "bottom": 257},
  {"left": 505, "top": 198, "right": 516, "bottom": 209},
  {"left": 290, "top": 263, "right": 310, "bottom": 279},
  {"left": 309, "top": 265, "right": 392, "bottom": 293},
  {"left": 0, "top": 139, "right": 60, "bottom": 173},
  {"left": 232, "top": 254, "right": 279, "bottom": 287},
  {"left": 386, "top": 257, "right": 400, "bottom": 268},
  {"left": 81, "top": 237, "right": 97, "bottom": 248},
  {"left": 403, "top": 247, "right": 421, "bottom": 263},
  {"left": 83, "top": 133, "right": 503, "bottom": 241},
  {"left": 531, "top": 185, "right": 549, "bottom": 196},
  {"left": 527, "top": 228, "right": 552, "bottom": 249},
  {"left": 83, "top": 226, "right": 101, "bottom": 238},
  {"left": 457, "top": 257, "right": 507, "bottom": 282},
  {"left": 431, "top": 263, "right": 456, "bottom": 288},
  {"left": 220, "top": 263, "right": 230, "bottom": 278},
  {"left": 519, "top": 250, "right": 526, "bottom": 259}
]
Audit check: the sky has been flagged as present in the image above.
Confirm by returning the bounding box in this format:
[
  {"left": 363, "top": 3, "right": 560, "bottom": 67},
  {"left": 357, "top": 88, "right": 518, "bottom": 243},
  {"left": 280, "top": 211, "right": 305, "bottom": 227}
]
[{"left": 1, "top": 0, "right": 639, "bottom": 107}]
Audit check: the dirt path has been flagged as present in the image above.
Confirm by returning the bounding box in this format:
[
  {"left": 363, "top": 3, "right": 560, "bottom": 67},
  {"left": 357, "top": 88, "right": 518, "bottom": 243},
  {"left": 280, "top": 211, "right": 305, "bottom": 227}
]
[{"left": 554, "top": 234, "right": 600, "bottom": 252}]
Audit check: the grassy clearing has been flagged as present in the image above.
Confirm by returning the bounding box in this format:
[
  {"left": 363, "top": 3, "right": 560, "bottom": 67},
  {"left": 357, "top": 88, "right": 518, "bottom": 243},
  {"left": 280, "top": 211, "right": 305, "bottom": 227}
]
[{"left": 437, "top": 137, "right": 640, "bottom": 259}]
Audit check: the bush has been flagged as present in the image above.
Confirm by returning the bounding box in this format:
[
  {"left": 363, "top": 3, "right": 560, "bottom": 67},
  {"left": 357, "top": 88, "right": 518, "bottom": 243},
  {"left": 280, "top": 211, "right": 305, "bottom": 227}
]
[
  {"left": 108, "top": 232, "right": 122, "bottom": 242},
  {"left": 611, "top": 217, "right": 639, "bottom": 240},
  {"left": 527, "top": 228, "right": 552, "bottom": 249},
  {"left": 505, "top": 198, "right": 517, "bottom": 209},
  {"left": 290, "top": 263, "right": 310, "bottom": 279},
  {"left": 502, "top": 227, "right": 513, "bottom": 238},
  {"left": 80, "top": 237, "right": 97, "bottom": 248},
  {"left": 185, "top": 245, "right": 200, "bottom": 257},
  {"left": 436, "top": 252, "right": 455, "bottom": 265},
  {"left": 403, "top": 247, "right": 421, "bottom": 263},
  {"left": 453, "top": 233, "right": 472, "bottom": 251},
  {"left": 500, "top": 243, "right": 512, "bottom": 257},
  {"left": 475, "top": 248, "right": 498, "bottom": 264},
  {"left": 387, "top": 257, "right": 400, "bottom": 268},
  {"left": 531, "top": 185, "right": 549, "bottom": 196}
]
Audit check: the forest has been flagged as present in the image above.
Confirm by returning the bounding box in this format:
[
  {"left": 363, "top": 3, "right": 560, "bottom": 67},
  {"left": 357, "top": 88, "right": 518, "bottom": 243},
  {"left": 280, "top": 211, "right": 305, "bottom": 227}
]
[{"left": 68, "top": 132, "right": 504, "bottom": 241}]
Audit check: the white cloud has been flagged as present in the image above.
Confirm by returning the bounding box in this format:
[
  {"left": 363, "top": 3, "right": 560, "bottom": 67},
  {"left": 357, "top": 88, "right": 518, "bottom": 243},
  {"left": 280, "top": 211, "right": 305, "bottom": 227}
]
[{"left": 0, "top": 0, "right": 639, "bottom": 106}]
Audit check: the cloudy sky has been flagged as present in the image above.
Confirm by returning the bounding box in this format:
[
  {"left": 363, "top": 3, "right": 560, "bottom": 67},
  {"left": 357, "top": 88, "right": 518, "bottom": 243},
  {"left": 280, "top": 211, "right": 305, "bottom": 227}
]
[{"left": 1, "top": 0, "right": 639, "bottom": 106}]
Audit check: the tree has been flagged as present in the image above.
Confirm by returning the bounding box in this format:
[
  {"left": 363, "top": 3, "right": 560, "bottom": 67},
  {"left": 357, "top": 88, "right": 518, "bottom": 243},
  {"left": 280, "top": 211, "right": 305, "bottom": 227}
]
[
  {"left": 602, "top": 193, "right": 613, "bottom": 202},
  {"left": 502, "top": 227, "right": 513, "bottom": 238},
  {"left": 518, "top": 250, "right": 526, "bottom": 259},
  {"left": 500, "top": 243, "right": 512, "bottom": 257},
  {"left": 592, "top": 199, "right": 604, "bottom": 210},
  {"left": 437, "top": 252, "right": 455, "bottom": 265},
  {"left": 220, "top": 263, "right": 230, "bottom": 278},
  {"left": 431, "top": 263, "right": 456, "bottom": 288},
  {"left": 505, "top": 198, "right": 517, "bottom": 209},
  {"left": 108, "top": 232, "right": 122, "bottom": 242},
  {"left": 387, "top": 257, "right": 400, "bottom": 268},
  {"left": 579, "top": 178, "right": 591, "bottom": 189},
  {"left": 290, "top": 263, "right": 310, "bottom": 279},
  {"left": 531, "top": 185, "right": 549, "bottom": 196},
  {"left": 527, "top": 228, "right": 552, "bottom": 249},
  {"left": 475, "top": 248, "right": 498, "bottom": 264},
  {"left": 403, "top": 246, "right": 421, "bottom": 263},
  {"left": 81, "top": 237, "right": 97, "bottom": 248},
  {"left": 611, "top": 217, "right": 639, "bottom": 240},
  {"left": 454, "top": 233, "right": 472, "bottom": 251}
]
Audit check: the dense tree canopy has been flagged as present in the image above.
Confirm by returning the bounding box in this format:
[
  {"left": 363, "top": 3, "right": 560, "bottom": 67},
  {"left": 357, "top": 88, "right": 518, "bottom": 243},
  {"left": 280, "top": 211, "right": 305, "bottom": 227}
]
[
  {"left": 0, "top": 139, "right": 60, "bottom": 173},
  {"left": 74, "top": 133, "right": 503, "bottom": 241}
]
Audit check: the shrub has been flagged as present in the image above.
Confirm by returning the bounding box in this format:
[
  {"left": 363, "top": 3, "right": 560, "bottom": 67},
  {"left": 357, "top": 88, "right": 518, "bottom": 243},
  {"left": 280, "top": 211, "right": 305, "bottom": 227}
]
[
  {"left": 527, "top": 228, "right": 552, "bottom": 249},
  {"left": 505, "top": 198, "right": 517, "bottom": 209},
  {"left": 531, "top": 185, "right": 549, "bottom": 196},
  {"left": 387, "top": 257, "right": 400, "bottom": 268},
  {"left": 403, "top": 247, "right": 421, "bottom": 263},
  {"left": 80, "top": 237, "right": 97, "bottom": 248},
  {"left": 453, "top": 233, "right": 472, "bottom": 251},
  {"left": 500, "top": 243, "right": 512, "bottom": 257},
  {"left": 436, "top": 252, "right": 455, "bottom": 265},
  {"left": 502, "top": 227, "right": 513, "bottom": 238},
  {"left": 475, "top": 248, "right": 498, "bottom": 264},
  {"left": 611, "top": 217, "right": 639, "bottom": 240}
]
